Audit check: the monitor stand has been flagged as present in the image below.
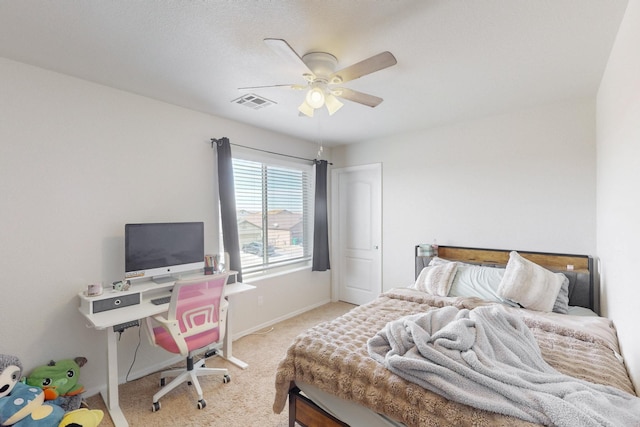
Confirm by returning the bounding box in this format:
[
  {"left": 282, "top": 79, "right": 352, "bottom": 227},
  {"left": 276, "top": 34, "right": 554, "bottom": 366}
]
[{"left": 152, "top": 275, "right": 175, "bottom": 284}]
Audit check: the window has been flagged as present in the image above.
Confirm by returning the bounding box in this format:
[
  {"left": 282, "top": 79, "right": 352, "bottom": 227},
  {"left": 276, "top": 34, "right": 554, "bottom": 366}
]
[{"left": 232, "top": 156, "right": 312, "bottom": 274}]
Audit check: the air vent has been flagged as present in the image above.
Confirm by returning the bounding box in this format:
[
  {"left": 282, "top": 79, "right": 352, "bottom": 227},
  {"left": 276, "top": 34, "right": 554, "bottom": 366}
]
[{"left": 232, "top": 93, "right": 276, "bottom": 110}]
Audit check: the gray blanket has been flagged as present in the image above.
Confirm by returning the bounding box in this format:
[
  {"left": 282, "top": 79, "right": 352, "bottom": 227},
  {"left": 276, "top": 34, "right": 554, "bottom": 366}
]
[{"left": 367, "top": 305, "right": 640, "bottom": 427}]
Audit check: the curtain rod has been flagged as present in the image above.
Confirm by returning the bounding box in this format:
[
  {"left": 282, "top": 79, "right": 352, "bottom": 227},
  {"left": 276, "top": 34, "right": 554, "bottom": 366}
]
[{"left": 210, "top": 138, "right": 332, "bottom": 165}]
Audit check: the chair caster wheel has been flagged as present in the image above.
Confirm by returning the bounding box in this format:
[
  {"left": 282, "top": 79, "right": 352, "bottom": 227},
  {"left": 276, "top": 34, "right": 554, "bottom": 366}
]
[
  {"left": 223, "top": 374, "right": 231, "bottom": 384},
  {"left": 160, "top": 378, "right": 166, "bottom": 386},
  {"left": 197, "top": 399, "right": 206, "bottom": 409},
  {"left": 152, "top": 402, "right": 161, "bottom": 412}
]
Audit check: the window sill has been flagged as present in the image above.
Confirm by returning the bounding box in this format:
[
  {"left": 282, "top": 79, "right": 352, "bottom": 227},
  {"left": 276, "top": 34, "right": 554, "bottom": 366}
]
[{"left": 241, "top": 262, "right": 311, "bottom": 283}]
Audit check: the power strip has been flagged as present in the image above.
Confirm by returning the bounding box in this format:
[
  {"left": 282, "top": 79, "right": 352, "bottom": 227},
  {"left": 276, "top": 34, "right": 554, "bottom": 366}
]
[
  {"left": 204, "top": 348, "right": 219, "bottom": 358},
  {"left": 113, "top": 320, "right": 140, "bottom": 333}
]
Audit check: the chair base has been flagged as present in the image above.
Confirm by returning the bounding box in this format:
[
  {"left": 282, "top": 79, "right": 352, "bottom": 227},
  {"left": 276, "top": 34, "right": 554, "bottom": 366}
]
[{"left": 152, "top": 355, "right": 229, "bottom": 410}]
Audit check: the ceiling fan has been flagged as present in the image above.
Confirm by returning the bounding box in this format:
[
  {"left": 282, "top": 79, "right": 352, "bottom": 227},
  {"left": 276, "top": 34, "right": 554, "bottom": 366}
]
[{"left": 239, "top": 38, "right": 397, "bottom": 117}]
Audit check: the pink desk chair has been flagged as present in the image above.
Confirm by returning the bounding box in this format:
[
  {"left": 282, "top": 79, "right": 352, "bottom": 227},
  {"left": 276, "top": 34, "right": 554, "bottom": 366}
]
[{"left": 145, "top": 274, "right": 230, "bottom": 411}]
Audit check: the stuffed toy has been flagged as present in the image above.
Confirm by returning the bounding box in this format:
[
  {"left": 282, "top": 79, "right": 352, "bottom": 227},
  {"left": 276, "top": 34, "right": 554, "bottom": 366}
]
[
  {"left": 58, "top": 409, "right": 103, "bottom": 427},
  {"left": 0, "top": 355, "right": 64, "bottom": 427},
  {"left": 0, "top": 355, "right": 21, "bottom": 399},
  {"left": 25, "top": 358, "right": 87, "bottom": 412},
  {"left": 6, "top": 386, "right": 64, "bottom": 427},
  {"left": 0, "top": 355, "right": 102, "bottom": 427}
]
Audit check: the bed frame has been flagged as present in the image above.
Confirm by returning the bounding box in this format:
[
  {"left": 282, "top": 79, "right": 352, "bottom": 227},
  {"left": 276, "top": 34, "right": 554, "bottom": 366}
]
[
  {"left": 289, "top": 386, "right": 349, "bottom": 427},
  {"left": 288, "top": 245, "right": 598, "bottom": 427}
]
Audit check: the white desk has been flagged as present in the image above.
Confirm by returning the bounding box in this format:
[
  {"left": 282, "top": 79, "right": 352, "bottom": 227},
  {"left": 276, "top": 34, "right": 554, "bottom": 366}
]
[{"left": 78, "top": 275, "right": 255, "bottom": 427}]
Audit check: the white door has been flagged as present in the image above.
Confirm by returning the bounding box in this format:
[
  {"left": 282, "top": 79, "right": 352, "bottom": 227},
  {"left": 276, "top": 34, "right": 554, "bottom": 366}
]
[{"left": 331, "top": 164, "right": 382, "bottom": 305}]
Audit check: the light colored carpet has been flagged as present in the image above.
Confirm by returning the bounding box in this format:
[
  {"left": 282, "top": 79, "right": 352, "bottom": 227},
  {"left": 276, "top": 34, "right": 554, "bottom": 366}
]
[{"left": 86, "top": 301, "right": 355, "bottom": 426}]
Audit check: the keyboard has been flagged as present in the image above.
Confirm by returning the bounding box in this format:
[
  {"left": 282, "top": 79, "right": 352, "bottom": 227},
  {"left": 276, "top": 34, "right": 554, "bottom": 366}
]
[{"left": 150, "top": 295, "right": 171, "bottom": 305}]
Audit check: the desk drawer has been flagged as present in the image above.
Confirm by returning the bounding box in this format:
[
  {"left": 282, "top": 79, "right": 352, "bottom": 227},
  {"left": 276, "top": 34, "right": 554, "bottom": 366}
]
[{"left": 92, "top": 293, "right": 140, "bottom": 313}]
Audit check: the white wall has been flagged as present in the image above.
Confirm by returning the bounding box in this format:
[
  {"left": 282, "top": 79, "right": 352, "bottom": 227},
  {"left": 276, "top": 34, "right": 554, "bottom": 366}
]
[
  {"left": 332, "top": 100, "right": 597, "bottom": 291},
  {"left": 597, "top": 0, "right": 640, "bottom": 389},
  {"left": 0, "top": 58, "right": 330, "bottom": 394}
]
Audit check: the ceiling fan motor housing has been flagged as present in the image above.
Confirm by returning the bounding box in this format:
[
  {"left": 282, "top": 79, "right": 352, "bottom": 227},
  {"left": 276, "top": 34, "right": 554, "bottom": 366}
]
[{"left": 302, "top": 52, "right": 338, "bottom": 81}]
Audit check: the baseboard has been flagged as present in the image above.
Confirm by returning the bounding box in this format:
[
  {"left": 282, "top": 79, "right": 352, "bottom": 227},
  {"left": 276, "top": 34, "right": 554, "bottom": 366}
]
[{"left": 230, "top": 298, "right": 331, "bottom": 340}]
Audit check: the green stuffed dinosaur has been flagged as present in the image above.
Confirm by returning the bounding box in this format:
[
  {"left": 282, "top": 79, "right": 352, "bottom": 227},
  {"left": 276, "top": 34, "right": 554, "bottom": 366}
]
[{"left": 25, "top": 357, "right": 87, "bottom": 412}]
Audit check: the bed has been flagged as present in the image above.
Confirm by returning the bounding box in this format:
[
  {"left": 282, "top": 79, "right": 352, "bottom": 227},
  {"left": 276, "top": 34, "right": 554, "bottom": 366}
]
[{"left": 273, "top": 245, "right": 639, "bottom": 426}]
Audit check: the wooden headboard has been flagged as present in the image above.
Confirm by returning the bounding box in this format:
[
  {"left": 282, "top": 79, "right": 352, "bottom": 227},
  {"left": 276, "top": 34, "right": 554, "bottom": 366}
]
[{"left": 415, "top": 245, "right": 598, "bottom": 314}]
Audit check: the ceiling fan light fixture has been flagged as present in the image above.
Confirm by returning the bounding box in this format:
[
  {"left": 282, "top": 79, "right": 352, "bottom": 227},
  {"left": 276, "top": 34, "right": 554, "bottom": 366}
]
[
  {"left": 298, "top": 100, "right": 314, "bottom": 117},
  {"left": 306, "top": 86, "right": 325, "bottom": 109},
  {"left": 325, "top": 94, "right": 344, "bottom": 116}
]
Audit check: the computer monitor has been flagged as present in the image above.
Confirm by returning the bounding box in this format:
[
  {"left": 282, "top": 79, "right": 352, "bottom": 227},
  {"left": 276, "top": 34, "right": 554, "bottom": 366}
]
[{"left": 125, "top": 222, "right": 205, "bottom": 283}]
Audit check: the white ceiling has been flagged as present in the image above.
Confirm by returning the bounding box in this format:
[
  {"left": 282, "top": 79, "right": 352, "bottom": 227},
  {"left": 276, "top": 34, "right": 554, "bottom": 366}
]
[{"left": 0, "top": 1, "right": 629, "bottom": 146}]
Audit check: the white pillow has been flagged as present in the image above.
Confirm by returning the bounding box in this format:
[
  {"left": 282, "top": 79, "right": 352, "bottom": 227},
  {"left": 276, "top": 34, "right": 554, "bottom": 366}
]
[
  {"left": 428, "top": 256, "right": 473, "bottom": 267},
  {"left": 428, "top": 256, "right": 453, "bottom": 266},
  {"left": 497, "top": 251, "right": 565, "bottom": 312},
  {"left": 413, "top": 262, "right": 458, "bottom": 296},
  {"left": 449, "top": 265, "right": 508, "bottom": 302}
]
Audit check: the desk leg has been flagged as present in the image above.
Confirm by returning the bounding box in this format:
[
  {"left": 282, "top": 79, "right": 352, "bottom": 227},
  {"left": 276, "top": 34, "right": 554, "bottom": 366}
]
[
  {"left": 222, "top": 295, "right": 248, "bottom": 369},
  {"left": 100, "top": 328, "right": 129, "bottom": 427}
]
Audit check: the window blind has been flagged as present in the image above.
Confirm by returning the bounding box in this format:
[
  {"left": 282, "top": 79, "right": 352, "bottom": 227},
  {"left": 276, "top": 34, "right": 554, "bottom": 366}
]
[{"left": 232, "top": 158, "right": 311, "bottom": 273}]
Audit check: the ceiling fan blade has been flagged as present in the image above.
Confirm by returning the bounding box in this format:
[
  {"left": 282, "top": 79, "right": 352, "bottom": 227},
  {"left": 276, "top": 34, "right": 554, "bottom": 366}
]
[
  {"left": 264, "top": 38, "right": 313, "bottom": 75},
  {"left": 329, "top": 51, "right": 397, "bottom": 84},
  {"left": 334, "top": 88, "right": 383, "bottom": 108},
  {"left": 238, "top": 84, "right": 307, "bottom": 91}
]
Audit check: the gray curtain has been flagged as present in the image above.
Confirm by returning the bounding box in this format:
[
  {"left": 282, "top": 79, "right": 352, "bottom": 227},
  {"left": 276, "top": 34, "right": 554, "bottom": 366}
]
[
  {"left": 312, "top": 160, "right": 330, "bottom": 271},
  {"left": 215, "top": 138, "right": 242, "bottom": 282}
]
